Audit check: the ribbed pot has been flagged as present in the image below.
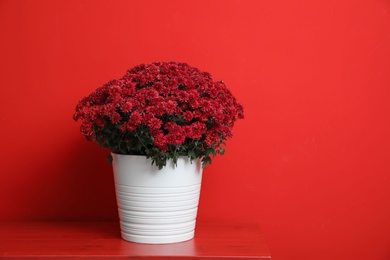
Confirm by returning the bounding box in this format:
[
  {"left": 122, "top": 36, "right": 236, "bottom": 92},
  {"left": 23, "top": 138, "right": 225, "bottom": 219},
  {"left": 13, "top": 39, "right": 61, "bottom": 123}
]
[{"left": 111, "top": 153, "right": 203, "bottom": 244}]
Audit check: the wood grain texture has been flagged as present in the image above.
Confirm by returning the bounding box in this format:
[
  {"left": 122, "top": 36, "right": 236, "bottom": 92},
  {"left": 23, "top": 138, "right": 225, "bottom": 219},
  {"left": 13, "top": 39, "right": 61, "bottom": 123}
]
[{"left": 0, "top": 221, "right": 271, "bottom": 259}]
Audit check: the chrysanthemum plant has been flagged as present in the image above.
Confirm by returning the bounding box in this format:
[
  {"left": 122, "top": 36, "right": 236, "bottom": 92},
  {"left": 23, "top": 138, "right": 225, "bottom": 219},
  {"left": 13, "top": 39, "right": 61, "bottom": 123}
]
[{"left": 74, "top": 62, "right": 244, "bottom": 169}]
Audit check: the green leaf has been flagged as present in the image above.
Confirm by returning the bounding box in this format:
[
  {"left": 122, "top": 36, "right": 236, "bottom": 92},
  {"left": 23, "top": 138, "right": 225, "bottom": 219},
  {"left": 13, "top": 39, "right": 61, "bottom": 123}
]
[
  {"left": 106, "top": 154, "right": 113, "bottom": 164},
  {"left": 202, "top": 156, "right": 212, "bottom": 168},
  {"left": 188, "top": 150, "right": 196, "bottom": 159}
]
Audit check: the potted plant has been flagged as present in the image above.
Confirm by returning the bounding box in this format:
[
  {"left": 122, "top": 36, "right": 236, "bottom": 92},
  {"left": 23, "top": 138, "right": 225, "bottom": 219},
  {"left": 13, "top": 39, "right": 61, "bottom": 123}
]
[{"left": 73, "top": 62, "right": 244, "bottom": 244}]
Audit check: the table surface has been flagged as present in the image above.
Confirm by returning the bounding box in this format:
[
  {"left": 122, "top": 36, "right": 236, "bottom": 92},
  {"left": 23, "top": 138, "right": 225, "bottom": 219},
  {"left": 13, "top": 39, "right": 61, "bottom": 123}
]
[{"left": 0, "top": 221, "right": 271, "bottom": 259}]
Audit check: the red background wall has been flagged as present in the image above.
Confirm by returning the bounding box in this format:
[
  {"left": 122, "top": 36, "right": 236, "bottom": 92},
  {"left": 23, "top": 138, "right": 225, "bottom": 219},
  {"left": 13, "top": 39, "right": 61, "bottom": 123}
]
[{"left": 1, "top": 0, "right": 390, "bottom": 259}]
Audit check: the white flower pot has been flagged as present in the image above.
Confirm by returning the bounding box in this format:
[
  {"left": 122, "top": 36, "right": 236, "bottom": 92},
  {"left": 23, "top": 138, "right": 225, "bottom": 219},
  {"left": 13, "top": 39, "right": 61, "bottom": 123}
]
[{"left": 111, "top": 153, "right": 203, "bottom": 244}]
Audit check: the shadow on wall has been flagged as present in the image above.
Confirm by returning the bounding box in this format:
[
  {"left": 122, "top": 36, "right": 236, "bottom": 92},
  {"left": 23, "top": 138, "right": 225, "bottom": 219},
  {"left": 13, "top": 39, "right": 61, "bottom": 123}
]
[{"left": 14, "top": 140, "right": 118, "bottom": 221}]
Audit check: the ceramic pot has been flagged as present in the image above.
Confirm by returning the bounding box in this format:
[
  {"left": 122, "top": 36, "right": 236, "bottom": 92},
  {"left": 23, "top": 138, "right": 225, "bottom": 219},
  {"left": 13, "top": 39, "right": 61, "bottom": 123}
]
[{"left": 111, "top": 153, "right": 203, "bottom": 244}]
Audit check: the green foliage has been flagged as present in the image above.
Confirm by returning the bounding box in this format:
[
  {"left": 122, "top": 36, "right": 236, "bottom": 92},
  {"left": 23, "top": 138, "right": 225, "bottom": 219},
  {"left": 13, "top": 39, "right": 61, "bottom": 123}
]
[{"left": 93, "top": 117, "right": 226, "bottom": 169}]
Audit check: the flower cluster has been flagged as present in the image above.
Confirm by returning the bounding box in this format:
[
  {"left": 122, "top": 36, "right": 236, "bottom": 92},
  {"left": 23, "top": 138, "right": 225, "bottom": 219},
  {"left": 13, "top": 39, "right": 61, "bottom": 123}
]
[{"left": 73, "top": 62, "right": 244, "bottom": 169}]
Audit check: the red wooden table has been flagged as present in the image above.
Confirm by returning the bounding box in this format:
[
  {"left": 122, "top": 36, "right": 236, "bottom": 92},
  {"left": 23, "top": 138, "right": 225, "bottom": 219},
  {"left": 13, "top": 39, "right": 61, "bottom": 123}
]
[{"left": 0, "top": 221, "right": 271, "bottom": 259}]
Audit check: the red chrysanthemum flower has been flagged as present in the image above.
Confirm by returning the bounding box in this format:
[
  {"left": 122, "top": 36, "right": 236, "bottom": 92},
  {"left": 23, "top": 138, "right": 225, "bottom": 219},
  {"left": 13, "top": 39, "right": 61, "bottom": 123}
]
[
  {"left": 129, "top": 111, "right": 142, "bottom": 126},
  {"left": 182, "top": 111, "right": 193, "bottom": 122},
  {"left": 148, "top": 118, "right": 162, "bottom": 131}
]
